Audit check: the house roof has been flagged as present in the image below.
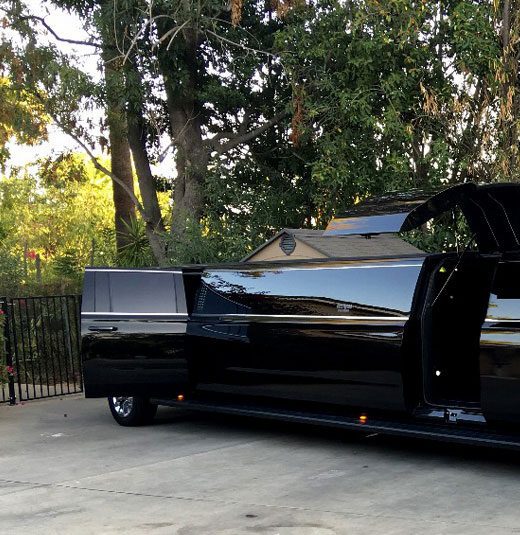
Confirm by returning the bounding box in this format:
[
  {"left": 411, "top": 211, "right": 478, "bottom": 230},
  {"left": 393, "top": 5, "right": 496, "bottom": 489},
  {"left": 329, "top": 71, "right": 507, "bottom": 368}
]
[{"left": 242, "top": 228, "right": 423, "bottom": 261}]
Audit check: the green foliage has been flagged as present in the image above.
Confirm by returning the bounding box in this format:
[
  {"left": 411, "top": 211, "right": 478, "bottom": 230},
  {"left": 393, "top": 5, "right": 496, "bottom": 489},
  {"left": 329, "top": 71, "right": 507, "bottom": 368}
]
[
  {"left": 1, "top": 1, "right": 99, "bottom": 160},
  {"left": 118, "top": 218, "right": 155, "bottom": 267},
  {"left": 401, "top": 210, "right": 474, "bottom": 254},
  {"left": 277, "top": 0, "right": 513, "bottom": 222},
  {"left": 38, "top": 152, "right": 89, "bottom": 187},
  {"left": 0, "top": 309, "right": 12, "bottom": 386},
  {"left": 166, "top": 218, "right": 250, "bottom": 265},
  {"left": 0, "top": 330, "right": 9, "bottom": 386},
  {"left": 202, "top": 142, "right": 316, "bottom": 259},
  {"left": 449, "top": 2, "right": 500, "bottom": 77},
  {"left": 0, "top": 251, "right": 24, "bottom": 288},
  {"left": 52, "top": 250, "right": 85, "bottom": 282},
  {"left": 0, "top": 153, "right": 116, "bottom": 295},
  {"left": 0, "top": 78, "right": 48, "bottom": 164}
]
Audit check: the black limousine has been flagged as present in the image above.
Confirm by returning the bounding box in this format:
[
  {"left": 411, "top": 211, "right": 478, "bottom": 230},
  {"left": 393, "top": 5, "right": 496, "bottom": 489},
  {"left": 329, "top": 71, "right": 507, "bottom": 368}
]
[{"left": 81, "top": 182, "right": 520, "bottom": 449}]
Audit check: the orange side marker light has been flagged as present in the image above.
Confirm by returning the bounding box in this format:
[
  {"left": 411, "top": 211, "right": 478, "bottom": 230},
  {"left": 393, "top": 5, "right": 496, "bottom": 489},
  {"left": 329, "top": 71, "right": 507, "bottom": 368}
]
[
  {"left": 359, "top": 414, "right": 368, "bottom": 424},
  {"left": 177, "top": 394, "right": 185, "bottom": 402}
]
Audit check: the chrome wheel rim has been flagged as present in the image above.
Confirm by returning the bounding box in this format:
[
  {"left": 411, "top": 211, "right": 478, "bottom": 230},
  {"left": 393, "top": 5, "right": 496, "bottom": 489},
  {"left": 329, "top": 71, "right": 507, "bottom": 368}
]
[{"left": 112, "top": 396, "right": 134, "bottom": 418}]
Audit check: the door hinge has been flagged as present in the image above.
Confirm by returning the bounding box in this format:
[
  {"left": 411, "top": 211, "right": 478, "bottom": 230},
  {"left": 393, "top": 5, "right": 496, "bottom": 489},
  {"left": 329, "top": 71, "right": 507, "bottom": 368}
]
[{"left": 445, "top": 409, "right": 460, "bottom": 424}]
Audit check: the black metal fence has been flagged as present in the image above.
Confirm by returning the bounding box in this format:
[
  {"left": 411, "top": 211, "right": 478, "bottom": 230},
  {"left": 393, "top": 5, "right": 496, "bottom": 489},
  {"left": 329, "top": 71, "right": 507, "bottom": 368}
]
[{"left": 1, "top": 295, "right": 83, "bottom": 404}]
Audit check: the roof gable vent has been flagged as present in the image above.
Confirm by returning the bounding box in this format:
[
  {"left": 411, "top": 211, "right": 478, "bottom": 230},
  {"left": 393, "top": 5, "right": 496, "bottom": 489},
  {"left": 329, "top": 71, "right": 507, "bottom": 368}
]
[{"left": 279, "top": 233, "right": 296, "bottom": 255}]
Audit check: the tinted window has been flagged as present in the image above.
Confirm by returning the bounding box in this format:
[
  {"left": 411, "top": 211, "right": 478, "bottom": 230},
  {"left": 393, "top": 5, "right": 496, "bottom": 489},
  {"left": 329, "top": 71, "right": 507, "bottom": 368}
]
[
  {"left": 94, "top": 272, "right": 110, "bottom": 311},
  {"left": 81, "top": 271, "right": 96, "bottom": 312},
  {"left": 94, "top": 272, "right": 177, "bottom": 313},
  {"left": 198, "top": 261, "right": 423, "bottom": 317}
]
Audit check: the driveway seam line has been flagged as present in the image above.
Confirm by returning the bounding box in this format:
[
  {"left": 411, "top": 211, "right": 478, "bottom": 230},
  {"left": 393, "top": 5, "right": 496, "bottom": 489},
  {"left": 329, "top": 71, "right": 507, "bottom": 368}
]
[
  {"left": 51, "top": 438, "right": 268, "bottom": 485},
  {"left": 0, "top": 477, "right": 516, "bottom": 530}
]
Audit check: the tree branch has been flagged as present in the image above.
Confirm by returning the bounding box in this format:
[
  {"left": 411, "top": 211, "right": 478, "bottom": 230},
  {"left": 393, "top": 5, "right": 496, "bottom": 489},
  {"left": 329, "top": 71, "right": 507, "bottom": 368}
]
[
  {"left": 42, "top": 106, "right": 149, "bottom": 221},
  {"left": 17, "top": 14, "right": 103, "bottom": 48},
  {"left": 205, "top": 109, "right": 250, "bottom": 148},
  {"left": 205, "top": 29, "right": 279, "bottom": 61},
  {"left": 212, "top": 110, "right": 288, "bottom": 155},
  {"left": 69, "top": 129, "right": 148, "bottom": 218},
  {"left": 502, "top": 0, "right": 511, "bottom": 49},
  {"left": 205, "top": 130, "right": 235, "bottom": 146}
]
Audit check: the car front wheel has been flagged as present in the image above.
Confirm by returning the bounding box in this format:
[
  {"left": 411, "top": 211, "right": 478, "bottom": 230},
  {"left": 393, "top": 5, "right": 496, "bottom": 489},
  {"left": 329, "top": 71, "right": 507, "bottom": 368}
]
[{"left": 108, "top": 396, "right": 157, "bottom": 426}]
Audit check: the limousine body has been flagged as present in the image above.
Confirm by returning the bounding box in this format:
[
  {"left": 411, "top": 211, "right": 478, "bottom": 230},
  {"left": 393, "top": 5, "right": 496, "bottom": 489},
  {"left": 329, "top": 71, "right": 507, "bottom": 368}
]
[{"left": 81, "top": 182, "right": 520, "bottom": 449}]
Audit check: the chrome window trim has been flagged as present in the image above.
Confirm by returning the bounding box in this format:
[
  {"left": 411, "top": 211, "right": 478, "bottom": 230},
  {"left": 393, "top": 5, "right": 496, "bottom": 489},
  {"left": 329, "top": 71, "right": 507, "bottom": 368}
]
[
  {"left": 82, "top": 312, "right": 188, "bottom": 317},
  {"left": 484, "top": 318, "right": 520, "bottom": 324},
  {"left": 81, "top": 313, "right": 518, "bottom": 323},
  {"left": 204, "top": 263, "right": 424, "bottom": 274},
  {"left": 85, "top": 269, "right": 183, "bottom": 274},
  {"left": 192, "top": 313, "right": 409, "bottom": 322}
]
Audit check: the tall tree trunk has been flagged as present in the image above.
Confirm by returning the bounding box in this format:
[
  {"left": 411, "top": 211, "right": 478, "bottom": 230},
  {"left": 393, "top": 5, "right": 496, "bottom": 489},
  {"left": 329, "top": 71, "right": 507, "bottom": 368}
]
[
  {"left": 498, "top": 0, "right": 520, "bottom": 180},
  {"left": 127, "top": 119, "right": 164, "bottom": 233},
  {"left": 167, "top": 93, "right": 209, "bottom": 236},
  {"left": 123, "top": 55, "right": 169, "bottom": 265},
  {"left": 154, "top": 22, "right": 286, "bottom": 239},
  {"left": 97, "top": 1, "right": 169, "bottom": 265},
  {"left": 411, "top": 131, "right": 428, "bottom": 187},
  {"left": 108, "top": 120, "right": 135, "bottom": 250},
  {"left": 127, "top": 114, "right": 170, "bottom": 266},
  {"left": 103, "top": 50, "right": 136, "bottom": 253},
  {"left": 158, "top": 26, "right": 208, "bottom": 237}
]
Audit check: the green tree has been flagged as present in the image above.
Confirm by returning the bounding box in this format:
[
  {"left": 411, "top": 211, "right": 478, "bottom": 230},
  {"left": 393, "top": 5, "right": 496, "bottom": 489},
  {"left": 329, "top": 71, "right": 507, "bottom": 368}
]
[
  {"left": 3, "top": 0, "right": 295, "bottom": 264},
  {"left": 1, "top": 1, "right": 145, "bottom": 257},
  {"left": 278, "top": 0, "right": 518, "bottom": 222},
  {"left": 0, "top": 77, "right": 48, "bottom": 164},
  {"left": 0, "top": 153, "right": 116, "bottom": 294}
]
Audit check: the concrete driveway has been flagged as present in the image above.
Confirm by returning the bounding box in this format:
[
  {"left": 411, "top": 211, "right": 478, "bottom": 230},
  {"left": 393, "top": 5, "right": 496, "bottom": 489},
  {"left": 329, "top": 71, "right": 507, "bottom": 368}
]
[{"left": 1, "top": 396, "right": 520, "bottom": 534}]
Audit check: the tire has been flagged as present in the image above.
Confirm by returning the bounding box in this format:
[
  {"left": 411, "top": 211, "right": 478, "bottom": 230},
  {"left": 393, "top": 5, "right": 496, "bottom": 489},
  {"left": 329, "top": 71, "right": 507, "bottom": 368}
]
[{"left": 108, "top": 396, "right": 158, "bottom": 426}]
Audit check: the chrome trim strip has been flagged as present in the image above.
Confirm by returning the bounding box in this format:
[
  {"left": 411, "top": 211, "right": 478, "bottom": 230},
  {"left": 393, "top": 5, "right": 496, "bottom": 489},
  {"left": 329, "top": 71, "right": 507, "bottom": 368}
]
[
  {"left": 192, "top": 313, "right": 408, "bottom": 322},
  {"left": 82, "top": 312, "right": 188, "bottom": 317},
  {"left": 83, "top": 312, "right": 408, "bottom": 321},
  {"left": 85, "top": 269, "right": 182, "bottom": 274},
  {"left": 207, "top": 263, "right": 424, "bottom": 273},
  {"left": 484, "top": 318, "right": 520, "bottom": 324},
  {"left": 86, "top": 264, "right": 423, "bottom": 275}
]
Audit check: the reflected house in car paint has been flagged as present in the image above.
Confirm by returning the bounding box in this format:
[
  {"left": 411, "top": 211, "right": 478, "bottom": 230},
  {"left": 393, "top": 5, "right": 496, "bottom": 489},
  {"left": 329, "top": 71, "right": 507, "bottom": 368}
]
[
  {"left": 242, "top": 228, "right": 423, "bottom": 263},
  {"left": 199, "top": 264, "right": 420, "bottom": 317}
]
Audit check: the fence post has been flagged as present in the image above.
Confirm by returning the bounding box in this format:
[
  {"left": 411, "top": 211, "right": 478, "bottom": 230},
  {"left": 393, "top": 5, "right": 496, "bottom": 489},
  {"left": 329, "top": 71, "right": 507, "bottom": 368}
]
[{"left": 2, "top": 299, "right": 16, "bottom": 406}]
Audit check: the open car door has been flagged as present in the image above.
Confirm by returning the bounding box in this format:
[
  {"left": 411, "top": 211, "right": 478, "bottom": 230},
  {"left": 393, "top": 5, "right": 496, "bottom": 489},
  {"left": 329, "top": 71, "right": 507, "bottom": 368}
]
[
  {"left": 326, "top": 182, "right": 520, "bottom": 421},
  {"left": 81, "top": 269, "right": 190, "bottom": 397},
  {"left": 325, "top": 182, "right": 520, "bottom": 255}
]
